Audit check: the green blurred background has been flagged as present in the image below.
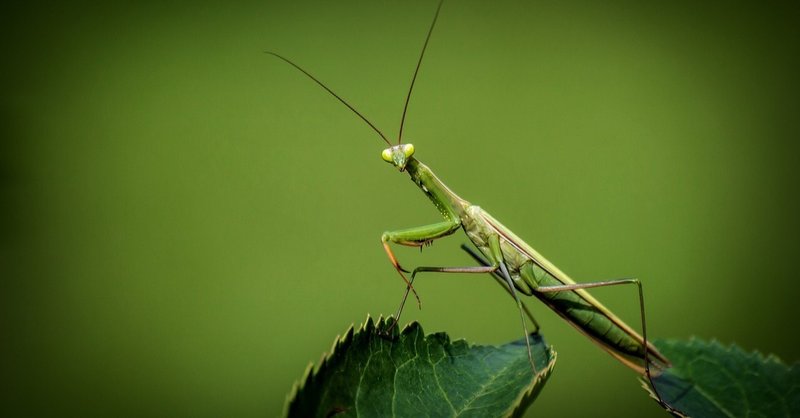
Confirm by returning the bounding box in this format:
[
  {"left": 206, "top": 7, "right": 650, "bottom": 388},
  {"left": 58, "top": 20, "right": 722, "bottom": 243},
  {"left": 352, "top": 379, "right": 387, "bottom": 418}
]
[{"left": 2, "top": 0, "right": 798, "bottom": 417}]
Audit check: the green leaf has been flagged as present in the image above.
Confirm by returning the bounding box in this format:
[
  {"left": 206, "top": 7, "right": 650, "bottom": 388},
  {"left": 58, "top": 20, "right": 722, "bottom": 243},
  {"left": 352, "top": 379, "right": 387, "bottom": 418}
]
[
  {"left": 284, "top": 316, "right": 556, "bottom": 418},
  {"left": 643, "top": 338, "right": 800, "bottom": 417}
]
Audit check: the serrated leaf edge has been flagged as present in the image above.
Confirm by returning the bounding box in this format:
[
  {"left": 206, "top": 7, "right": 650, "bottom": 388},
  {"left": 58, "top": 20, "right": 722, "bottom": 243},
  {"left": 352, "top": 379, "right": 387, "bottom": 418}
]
[
  {"left": 639, "top": 337, "right": 800, "bottom": 418},
  {"left": 507, "top": 346, "right": 557, "bottom": 418},
  {"left": 282, "top": 315, "right": 416, "bottom": 416},
  {"left": 660, "top": 336, "right": 794, "bottom": 367},
  {"left": 283, "top": 315, "right": 557, "bottom": 418}
]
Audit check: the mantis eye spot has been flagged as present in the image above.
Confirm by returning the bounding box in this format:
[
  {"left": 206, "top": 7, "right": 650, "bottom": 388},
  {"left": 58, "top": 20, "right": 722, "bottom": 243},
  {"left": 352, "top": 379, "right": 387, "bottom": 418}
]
[
  {"left": 381, "top": 148, "right": 393, "bottom": 163},
  {"left": 402, "top": 143, "right": 415, "bottom": 158}
]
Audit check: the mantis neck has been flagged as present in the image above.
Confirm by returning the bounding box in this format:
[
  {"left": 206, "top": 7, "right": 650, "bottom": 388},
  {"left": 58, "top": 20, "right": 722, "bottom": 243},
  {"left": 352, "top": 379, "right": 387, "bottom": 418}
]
[{"left": 405, "top": 158, "right": 470, "bottom": 220}]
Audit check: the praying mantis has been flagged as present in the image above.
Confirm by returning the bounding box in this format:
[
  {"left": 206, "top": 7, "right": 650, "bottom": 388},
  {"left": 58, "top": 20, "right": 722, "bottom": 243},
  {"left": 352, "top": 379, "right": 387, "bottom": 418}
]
[{"left": 268, "top": 0, "right": 674, "bottom": 412}]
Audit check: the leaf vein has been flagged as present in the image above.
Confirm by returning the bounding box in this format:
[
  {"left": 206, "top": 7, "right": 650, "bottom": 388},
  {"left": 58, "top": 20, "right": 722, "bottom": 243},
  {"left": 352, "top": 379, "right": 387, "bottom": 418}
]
[{"left": 453, "top": 351, "right": 522, "bottom": 415}]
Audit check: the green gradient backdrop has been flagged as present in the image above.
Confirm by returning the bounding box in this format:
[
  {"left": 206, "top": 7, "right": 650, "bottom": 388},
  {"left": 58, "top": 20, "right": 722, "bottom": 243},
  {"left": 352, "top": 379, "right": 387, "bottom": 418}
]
[{"left": 2, "top": 1, "right": 798, "bottom": 417}]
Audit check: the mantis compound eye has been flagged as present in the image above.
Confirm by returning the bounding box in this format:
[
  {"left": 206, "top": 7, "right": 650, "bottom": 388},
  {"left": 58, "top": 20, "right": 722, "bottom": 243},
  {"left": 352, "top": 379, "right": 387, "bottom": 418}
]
[
  {"left": 401, "top": 143, "right": 415, "bottom": 158},
  {"left": 381, "top": 148, "right": 393, "bottom": 163}
]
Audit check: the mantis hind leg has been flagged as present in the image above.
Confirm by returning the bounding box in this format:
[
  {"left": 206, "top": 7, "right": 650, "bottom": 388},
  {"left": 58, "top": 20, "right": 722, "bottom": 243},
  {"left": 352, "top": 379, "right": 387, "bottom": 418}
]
[{"left": 523, "top": 269, "right": 675, "bottom": 413}]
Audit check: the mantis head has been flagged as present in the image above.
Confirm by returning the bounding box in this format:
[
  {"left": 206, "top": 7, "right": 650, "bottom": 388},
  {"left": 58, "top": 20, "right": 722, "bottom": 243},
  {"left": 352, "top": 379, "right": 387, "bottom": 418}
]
[
  {"left": 267, "top": 0, "right": 441, "bottom": 174},
  {"left": 381, "top": 144, "right": 415, "bottom": 172}
]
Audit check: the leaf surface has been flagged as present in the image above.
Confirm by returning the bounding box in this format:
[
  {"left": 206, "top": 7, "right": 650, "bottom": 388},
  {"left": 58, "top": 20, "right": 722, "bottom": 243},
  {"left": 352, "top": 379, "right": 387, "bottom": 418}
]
[
  {"left": 285, "top": 316, "right": 556, "bottom": 418},
  {"left": 644, "top": 338, "right": 800, "bottom": 417}
]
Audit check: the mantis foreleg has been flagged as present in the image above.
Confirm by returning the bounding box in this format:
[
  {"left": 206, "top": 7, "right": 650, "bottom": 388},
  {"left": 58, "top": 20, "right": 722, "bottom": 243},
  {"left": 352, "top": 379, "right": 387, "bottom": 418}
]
[{"left": 381, "top": 219, "right": 461, "bottom": 309}]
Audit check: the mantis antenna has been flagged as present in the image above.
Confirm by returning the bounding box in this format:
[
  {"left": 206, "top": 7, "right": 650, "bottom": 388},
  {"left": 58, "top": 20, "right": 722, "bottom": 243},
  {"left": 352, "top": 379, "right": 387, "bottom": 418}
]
[
  {"left": 397, "top": 0, "right": 444, "bottom": 144},
  {"left": 266, "top": 0, "right": 444, "bottom": 147},
  {"left": 264, "top": 51, "right": 392, "bottom": 146}
]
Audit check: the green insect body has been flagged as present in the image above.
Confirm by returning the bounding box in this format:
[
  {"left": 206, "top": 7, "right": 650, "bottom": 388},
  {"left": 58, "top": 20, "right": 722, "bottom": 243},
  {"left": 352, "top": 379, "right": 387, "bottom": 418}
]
[
  {"left": 268, "top": 0, "right": 676, "bottom": 411},
  {"left": 382, "top": 148, "right": 669, "bottom": 374}
]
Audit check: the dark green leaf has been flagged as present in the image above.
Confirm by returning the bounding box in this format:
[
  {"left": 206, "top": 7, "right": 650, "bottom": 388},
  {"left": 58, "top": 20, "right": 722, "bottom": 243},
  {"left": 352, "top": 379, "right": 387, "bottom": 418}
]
[
  {"left": 643, "top": 338, "right": 800, "bottom": 417},
  {"left": 285, "top": 316, "right": 556, "bottom": 418}
]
